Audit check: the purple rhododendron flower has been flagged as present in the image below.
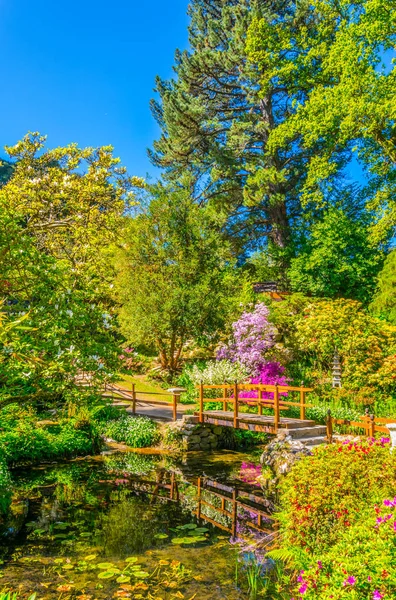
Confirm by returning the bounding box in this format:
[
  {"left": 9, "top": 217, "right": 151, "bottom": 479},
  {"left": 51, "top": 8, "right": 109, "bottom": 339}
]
[
  {"left": 216, "top": 303, "right": 276, "bottom": 372},
  {"left": 373, "top": 591, "right": 384, "bottom": 600}
]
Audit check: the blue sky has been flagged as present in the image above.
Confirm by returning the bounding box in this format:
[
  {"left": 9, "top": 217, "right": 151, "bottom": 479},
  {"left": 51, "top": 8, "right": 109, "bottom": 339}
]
[{"left": 0, "top": 0, "right": 189, "bottom": 178}]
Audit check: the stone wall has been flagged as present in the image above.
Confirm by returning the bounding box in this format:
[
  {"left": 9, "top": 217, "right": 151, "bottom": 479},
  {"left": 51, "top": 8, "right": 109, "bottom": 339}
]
[{"left": 177, "top": 415, "right": 224, "bottom": 451}]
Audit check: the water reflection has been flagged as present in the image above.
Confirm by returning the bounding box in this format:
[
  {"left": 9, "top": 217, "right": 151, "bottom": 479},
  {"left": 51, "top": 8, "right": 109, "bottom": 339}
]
[{"left": 0, "top": 450, "right": 275, "bottom": 598}]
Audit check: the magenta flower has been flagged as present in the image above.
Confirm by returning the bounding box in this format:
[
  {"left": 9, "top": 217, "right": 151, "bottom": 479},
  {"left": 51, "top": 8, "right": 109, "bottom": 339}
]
[
  {"left": 298, "top": 582, "right": 308, "bottom": 594},
  {"left": 297, "top": 572, "right": 305, "bottom": 583},
  {"left": 368, "top": 576, "right": 372, "bottom": 582},
  {"left": 393, "top": 521, "right": 396, "bottom": 531},
  {"left": 373, "top": 591, "right": 384, "bottom": 600},
  {"left": 343, "top": 576, "right": 356, "bottom": 586},
  {"left": 384, "top": 499, "right": 392, "bottom": 507},
  {"left": 317, "top": 561, "right": 323, "bottom": 569}
]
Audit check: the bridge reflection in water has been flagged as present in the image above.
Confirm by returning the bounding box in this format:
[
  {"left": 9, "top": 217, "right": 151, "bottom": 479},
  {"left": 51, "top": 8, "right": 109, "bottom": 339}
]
[{"left": 125, "top": 469, "right": 276, "bottom": 542}]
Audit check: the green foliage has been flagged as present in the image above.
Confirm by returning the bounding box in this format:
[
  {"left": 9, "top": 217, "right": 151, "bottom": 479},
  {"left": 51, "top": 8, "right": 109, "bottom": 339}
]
[
  {"left": 116, "top": 182, "right": 236, "bottom": 375},
  {"left": 295, "top": 298, "right": 396, "bottom": 391},
  {"left": 0, "top": 450, "right": 12, "bottom": 515},
  {"left": 0, "top": 594, "right": 36, "bottom": 600},
  {"left": 0, "top": 133, "right": 137, "bottom": 408},
  {"left": 289, "top": 206, "right": 385, "bottom": 303},
  {"left": 371, "top": 249, "right": 396, "bottom": 324},
  {"left": 277, "top": 440, "right": 396, "bottom": 555},
  {"left": 104, "top": 416, "right": 160, "bottom": 448},
  {"left": 253, "top": 0, "right": 396, "bottom": 241},
  {"left": 0, "top": 419, "right": 101, "bottom": 465},
  {"left": 275, "top": 441, "right": 396, "bottom": 598}
]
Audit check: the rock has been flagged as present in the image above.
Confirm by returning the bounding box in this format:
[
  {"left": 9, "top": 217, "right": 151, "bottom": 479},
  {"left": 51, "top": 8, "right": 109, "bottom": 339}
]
[
  {"left": 200, "top": 428, "right": 210, "bottom": 437},
  {"left": 188, "top": 435, "right": 202, "bottom": 444},
  {"left": 212, "top": 426, "right": 223, "bottom": 435},
  {"left": 188, "top": 443, "right": 201, "bottom": 451},
  {"left": 260, "top": 434, "right": 312, "bottom": 477}
]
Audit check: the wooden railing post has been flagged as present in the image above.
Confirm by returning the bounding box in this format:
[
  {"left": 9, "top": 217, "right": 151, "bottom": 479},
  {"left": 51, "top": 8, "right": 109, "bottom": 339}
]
[
  {"left": 233, "top": 381, "right": 239, "bottom": 429},
  {"left": 300, "top": 382, "right": 306, "bottom": 421},
  {"left": 132, "top": 383, "right": 136, "bottom": 415},
  {"left": 258, "top": 388, "right": 263, "bottom": 416},
  {"left": 223, "top": 383, "right": 228, "bottom": 412},
  {"left": 326, "top": 409, "right": 333, "bottom": 443},
  {"left": 172, "top": 393, "right": 178, "bottom": 421},
  {"left": 199, "top": 381, "right": 204, "bottom": 423},
  {"left": 274, "top": 384, "right": 280, "bottom": 433},
  {"left": 369, "top": 413, "right": 375, "bottom": 439}
]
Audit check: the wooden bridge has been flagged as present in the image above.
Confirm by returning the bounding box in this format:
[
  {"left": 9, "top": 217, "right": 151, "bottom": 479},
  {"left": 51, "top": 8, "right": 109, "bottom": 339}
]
[
  {"left": 95, "top": 377, "right": 395, "bottom": 442},
  {"left": 197, "top": 382, "right": 326, "bottom": 439}
]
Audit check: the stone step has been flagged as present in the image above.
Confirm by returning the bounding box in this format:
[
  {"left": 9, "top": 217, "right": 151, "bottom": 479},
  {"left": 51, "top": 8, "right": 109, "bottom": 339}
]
[
  {"left": 304, "top": 436, "right": 327, "bottom": 448},
  {"left": 288, "top": 426, "right": 327, "bottom": 439},
  {"left": 282, "top": 420, "right": 317, "bottom": 429}
]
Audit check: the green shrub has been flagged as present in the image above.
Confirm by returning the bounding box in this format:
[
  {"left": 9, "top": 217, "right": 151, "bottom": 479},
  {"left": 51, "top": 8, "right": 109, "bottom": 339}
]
[
  {"left": 288, "top": 502, "right": 396, "bottom": 599},
  {"left": 0, "top": 420, "right": 101, "bottom": 465},
  {"left": 104, "top": 415, "right": 160, "bottom": 448},
  {"left": 272, "top": 439, "right": 396, "bottom": 598},
  {"left": 0, "top": 594, "right": 36, "bottom": 600},
  {"left": 277, "top": 439, "right": 396, "bottom": 554}
]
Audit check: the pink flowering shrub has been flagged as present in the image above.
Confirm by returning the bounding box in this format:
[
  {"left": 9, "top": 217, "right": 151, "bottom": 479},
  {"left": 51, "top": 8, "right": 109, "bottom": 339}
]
[
  {"left": 217, "top": 303, "right": 276, "bottom": 373},
  {"left": 272, "top": 439, "right": 396, "bottom": 599},
  {"left": 239, "top": 361, "right": 290, "bottom": 400},
  {"left": 288, "top": 499, "right": 396, "bottom": 599}
]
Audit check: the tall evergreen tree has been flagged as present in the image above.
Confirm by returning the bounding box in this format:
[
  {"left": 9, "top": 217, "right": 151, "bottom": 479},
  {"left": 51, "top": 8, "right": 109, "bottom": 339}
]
[{"left": 150, "top": 0, "right": 350, "bottom": 268}]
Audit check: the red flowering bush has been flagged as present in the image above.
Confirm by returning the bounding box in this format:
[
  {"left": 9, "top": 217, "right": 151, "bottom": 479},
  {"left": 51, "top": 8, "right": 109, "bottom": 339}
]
[
  {"left": 278, "top": 439, "right": 396, "bottom": 553},
  {"left": 273, "top": 441, "right": 396, "bottom": 598},
  {"left": 288, "top": 499, "right": 396, "bottom": 599}
]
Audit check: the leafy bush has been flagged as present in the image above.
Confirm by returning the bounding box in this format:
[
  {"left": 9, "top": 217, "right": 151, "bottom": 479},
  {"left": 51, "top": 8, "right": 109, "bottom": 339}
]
[
  {"left": 272, "top": 439, "right": 396, "bottom": 598},
  {"left": 104, "top": 415, "right": 160, "bottom": 448},
  {"left": 0, "top": 420, "right": 101, "bottom": 465},
  {"left": 278, "top": 439, "right": 395, "bottom": 554},
  {"left": 288, "top": 501, "right": 396, "bottom": 599},
  {"left": 0, "top": 593, "right": 36, "bottom": 600}
]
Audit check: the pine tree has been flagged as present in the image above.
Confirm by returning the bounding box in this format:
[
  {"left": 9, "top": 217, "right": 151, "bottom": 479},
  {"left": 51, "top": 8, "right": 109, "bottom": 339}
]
[{"left": 149, "top": 0, "right": 350, "bottom": 268}]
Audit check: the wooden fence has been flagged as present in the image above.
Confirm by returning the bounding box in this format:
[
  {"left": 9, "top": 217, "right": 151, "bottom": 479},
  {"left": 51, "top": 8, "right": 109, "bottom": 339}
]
[
  {"left": 197, "top": 382, "right": 314, "bottom": 432},
  {"left": 326, "top": 409, "right": 395, "bottom": 441},
  {"left": 104, "top": 382, "right": 181, "bottom": 421}
]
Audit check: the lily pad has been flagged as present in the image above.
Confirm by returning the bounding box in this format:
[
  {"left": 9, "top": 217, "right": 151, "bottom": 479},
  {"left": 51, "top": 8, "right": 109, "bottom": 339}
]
[
  {"left": 62, "top": 564, "right": 74, "bottom": 570},
  {"left": 97, "top": 562, "right": 115, "bottom": 570},
  {"left": 194, "top": 527, "right": 209, "bottom": 534},
  {"left": 176, "top": 523, "right": 197, "bottom": 530},
  {"left": 98, "top": 571, "right": 115, "bottom": 579},
  {"left": 125, "top": 557, "right": 138, "bottom": 563},
  {"left": 132, "top": 571, "right": 150, "bottom": 579},
  {"left": 116, "top": 575, "right": 131, "bottom": 583},
  {"left": 154, "top": 533, "right": 168, "bottom": 539}
]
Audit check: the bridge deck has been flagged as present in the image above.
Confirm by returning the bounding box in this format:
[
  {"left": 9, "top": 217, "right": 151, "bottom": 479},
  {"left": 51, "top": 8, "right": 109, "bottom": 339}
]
[{"left": 200, "top": 410, "right": 316, "bottom": 433}]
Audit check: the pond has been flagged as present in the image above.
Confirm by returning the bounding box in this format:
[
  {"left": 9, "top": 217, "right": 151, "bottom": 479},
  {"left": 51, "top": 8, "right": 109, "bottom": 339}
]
[{"left": 0, "top": 448, "right": 276, "bottom": 599}]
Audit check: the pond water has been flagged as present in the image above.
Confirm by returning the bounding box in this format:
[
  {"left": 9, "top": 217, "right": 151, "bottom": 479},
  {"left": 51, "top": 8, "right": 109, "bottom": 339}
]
[{"left": 0, "top": 448, "right": 276, "bottom": 599}]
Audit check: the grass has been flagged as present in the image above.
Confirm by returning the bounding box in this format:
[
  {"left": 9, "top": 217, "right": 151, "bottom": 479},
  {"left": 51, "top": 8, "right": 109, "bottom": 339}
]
[{"left": 115, "top": 374, "right": 173, "bottom": 403}]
